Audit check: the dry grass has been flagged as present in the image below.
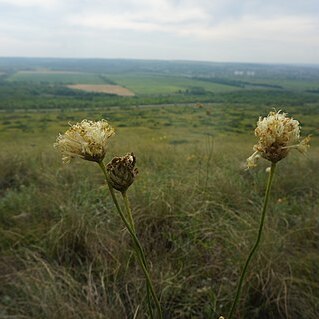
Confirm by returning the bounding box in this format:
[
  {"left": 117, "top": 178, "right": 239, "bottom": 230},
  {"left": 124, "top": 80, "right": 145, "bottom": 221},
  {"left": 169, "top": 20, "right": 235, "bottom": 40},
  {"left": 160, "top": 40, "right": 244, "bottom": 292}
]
[
  {"left": 0, "top": 137, "right": 318, "bottom": 318},
  {"left": 67, "top": 84, "right": 135, "bottom": 96}
]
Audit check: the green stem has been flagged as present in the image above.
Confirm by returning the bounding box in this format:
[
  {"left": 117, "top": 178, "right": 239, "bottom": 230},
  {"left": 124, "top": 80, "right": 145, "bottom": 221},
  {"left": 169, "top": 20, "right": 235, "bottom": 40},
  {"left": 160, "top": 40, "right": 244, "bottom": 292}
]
[
  {"left": 122, "top": 191, "right": 136, "bottom": 232},
  {"left": 122, "top": 191, "right": 154, "bottom": 319},
  {"left": 98, "top": 162, "right": 163, "bottom": 319},
  {"left": 98, "top": 162, "right": 123, "bottom": 219},
  {"left": 228, "top": 163, "right": 276, "bottom": 319}
]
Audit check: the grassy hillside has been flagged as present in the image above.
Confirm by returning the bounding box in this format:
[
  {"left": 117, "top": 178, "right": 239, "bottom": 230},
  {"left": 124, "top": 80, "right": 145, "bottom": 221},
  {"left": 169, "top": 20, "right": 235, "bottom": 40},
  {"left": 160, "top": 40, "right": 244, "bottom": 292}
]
[
  {"left": 0, "top": 58, "right": 319, "bottom": 318},
  {"left": 105, "top": 73, "right": 240, "bottom": 95},
  {"left": 7, "top": 71, "right": 111, "bottom": 85},
  {"left": 1, "top": 104, "right": 319, "bottom": 318}
]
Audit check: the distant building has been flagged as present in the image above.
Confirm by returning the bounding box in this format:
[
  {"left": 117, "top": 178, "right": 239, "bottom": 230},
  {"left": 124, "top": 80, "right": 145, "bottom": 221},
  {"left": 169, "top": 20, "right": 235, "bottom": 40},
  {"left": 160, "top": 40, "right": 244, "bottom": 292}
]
[{"left": 234, "top": 70, "right": 255, "bottom": 76}]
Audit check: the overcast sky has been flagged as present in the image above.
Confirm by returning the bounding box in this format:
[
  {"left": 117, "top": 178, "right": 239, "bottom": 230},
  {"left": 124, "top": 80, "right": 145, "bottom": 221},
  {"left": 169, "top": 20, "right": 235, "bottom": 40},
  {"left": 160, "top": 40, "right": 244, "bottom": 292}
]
[{"left": 0, "top": 0, "right": 318, "bottom": 64}]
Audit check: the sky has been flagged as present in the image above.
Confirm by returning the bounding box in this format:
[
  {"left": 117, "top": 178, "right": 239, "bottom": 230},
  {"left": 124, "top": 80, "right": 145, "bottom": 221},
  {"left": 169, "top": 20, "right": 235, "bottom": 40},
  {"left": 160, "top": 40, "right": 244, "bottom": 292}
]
[{"left": 0, "top": 0, "right": 318, "bottom": 64}]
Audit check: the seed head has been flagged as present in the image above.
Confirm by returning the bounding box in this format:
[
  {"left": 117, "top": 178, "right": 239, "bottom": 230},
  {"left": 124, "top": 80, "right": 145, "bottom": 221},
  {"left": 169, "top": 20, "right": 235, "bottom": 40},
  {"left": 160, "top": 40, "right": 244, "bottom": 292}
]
[
  {"left": 106, "top": 153, "right": 138, "bottom": 192},
  {"left": 247, "top": 111, "right": 310, "bottom": 168},
  {"left": 54, "top": 119, "right": 114, "bottom": 163}
]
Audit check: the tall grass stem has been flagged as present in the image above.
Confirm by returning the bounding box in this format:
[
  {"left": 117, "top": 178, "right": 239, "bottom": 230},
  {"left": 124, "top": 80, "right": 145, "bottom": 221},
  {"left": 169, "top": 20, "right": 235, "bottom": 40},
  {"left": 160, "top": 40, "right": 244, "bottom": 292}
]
[
  {"left": 228, "top": 162, "right": 276, "bottom": 319},
  {"left": 122, "top": 191, "right": 136, "bottom": 232},
  {"left": 122, "top": 191, "right": 154, "bottom": 319},
  {"left": 98, "top": 162, "right": 163, "bottom": 319}
]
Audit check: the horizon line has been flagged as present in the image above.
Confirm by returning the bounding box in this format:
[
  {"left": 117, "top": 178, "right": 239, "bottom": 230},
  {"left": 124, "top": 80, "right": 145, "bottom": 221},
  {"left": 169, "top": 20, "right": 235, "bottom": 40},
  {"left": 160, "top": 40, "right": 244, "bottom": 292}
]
[{"left": 0, "top": 56, "right": 318, "bottom": 67}]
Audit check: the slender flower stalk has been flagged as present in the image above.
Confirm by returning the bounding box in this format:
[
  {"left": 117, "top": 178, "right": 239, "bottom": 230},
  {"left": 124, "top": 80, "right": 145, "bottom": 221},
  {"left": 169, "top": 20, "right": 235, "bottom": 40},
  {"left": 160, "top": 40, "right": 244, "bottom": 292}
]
[
  {"left": 99, "top": 161, "right": 163, "bottom": 319},
  {"left": 228, "top": 163, "right": 276, "bottom": 319},
  {"left": 227, "top": 110, "right": 310, "bottom": 318},
  {"left": 122, "top": 190, "right": 154, "bottom": 319},
  {"left": 122, "top": 191, "right": 135, "bottom": 232},
  {"left": 54, "top": 121, "right": 162, "bottom": 318}
]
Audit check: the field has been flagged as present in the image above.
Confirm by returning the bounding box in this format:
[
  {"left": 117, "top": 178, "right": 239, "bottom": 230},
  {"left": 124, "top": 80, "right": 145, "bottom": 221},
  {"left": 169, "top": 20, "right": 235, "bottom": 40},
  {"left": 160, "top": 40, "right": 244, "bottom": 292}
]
[
  {"left": 6, "top": 71, "right": 244, "bottom": 96},
  {"left": 0, "top": 58, "right": 319, "bottom": 319},
  {"left": 67, "top": 84, "right": 135, "bottom": 96},
  {"left": 8, "top": 70, "right": 108, "bottom": 84},
  {"left": 105, "top": 73, "right": 240, "bottom": 95}
]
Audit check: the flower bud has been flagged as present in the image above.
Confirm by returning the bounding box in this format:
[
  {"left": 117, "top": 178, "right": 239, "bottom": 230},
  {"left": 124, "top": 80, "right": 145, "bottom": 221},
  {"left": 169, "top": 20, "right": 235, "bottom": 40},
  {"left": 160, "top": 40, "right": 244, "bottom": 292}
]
[{"left": 106, "top": 153, "right": 138, "bottom": 192}]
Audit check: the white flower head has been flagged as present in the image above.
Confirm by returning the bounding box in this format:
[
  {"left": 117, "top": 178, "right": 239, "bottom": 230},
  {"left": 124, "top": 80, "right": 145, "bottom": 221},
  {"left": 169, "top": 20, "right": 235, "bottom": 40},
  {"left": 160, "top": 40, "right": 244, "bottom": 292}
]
[
  {"left": 247, "top": 110, "right": 310, "bottom": 168},
  {"left": 54, "top": 119, "right": 115, "bottom": 163}
]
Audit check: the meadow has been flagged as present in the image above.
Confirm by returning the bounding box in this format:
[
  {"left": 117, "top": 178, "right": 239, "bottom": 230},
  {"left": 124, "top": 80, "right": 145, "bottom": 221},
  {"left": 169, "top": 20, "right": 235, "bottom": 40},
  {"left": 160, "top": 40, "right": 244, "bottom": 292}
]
[
  {"left": 103, "top": 73, "right": 239, "bottom": 95},
  {"left": 7, "top": 70, "right": 108, "bottom": 85},
  {"left": 0, "top": 58, "right": 319, "bottom": 318},
  {"left": 66, "top": 85, "right": 135, "bottom": 96}
]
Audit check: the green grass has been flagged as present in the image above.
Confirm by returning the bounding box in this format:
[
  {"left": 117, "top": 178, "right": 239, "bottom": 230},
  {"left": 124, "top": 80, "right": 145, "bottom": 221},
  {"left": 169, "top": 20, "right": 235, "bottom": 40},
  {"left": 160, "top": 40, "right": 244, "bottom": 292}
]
[
  {"left": 0, "top": 105, "right": 319, "bottom": 319},
  {"left": 1, "top": 60, "right": 319, "bottom": 318},
  {"left": 106, "top": 73, "right": 240, "bottom": 95},
  {"left": 7, "top": 71, "right": 319, "bottom": 93},
  {"left": 1, "top": 103, "right": 318, "bottom": 140},
  {"left": 7, "top": 71, "right": 108, "bottom": 84},
  {"left": 244, "top": 77, "right": 319, "bottom": 91},
  {"left": 2, "top": 67, "right": 319, "bottom": 113},
  {"left": 7, "top": 71, "right": 242, "bottom": 94}
]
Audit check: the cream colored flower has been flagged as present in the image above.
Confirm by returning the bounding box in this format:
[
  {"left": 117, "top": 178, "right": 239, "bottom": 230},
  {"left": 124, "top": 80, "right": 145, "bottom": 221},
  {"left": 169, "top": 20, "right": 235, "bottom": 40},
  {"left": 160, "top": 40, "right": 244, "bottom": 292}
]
[
  {"left": 247, "top": 111, "right": 310, "bottom": 168},
  {"left": 295, "top": 135, "right": 311, "bottom": 154},
  {"left": 54, "top": 119, "right": 114, "bottom": 163}
]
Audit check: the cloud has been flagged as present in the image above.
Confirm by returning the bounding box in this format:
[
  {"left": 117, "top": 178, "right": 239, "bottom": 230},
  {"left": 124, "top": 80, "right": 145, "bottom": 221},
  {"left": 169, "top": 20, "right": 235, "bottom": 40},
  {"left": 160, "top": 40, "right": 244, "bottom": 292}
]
[
  {"left": 0, "top": 0, "right": 58, "bottom": 8},
  {"left": 67, "top": 0, "right": 209, "bottom": 28},
  {"left": 178, "top": 15, "right": 319, "bottom": 42},
  {"left": 67, "top": 8, "right": 208, "bottom": 33},
  {"left": 0, "top": 0, "right": 318, "bottom": 63},
  {"left": 64, "top": 0, "right": 319, "bottom": 39},
  {"left": 66, "top": 5, "right": 318, "bottom": 50}
]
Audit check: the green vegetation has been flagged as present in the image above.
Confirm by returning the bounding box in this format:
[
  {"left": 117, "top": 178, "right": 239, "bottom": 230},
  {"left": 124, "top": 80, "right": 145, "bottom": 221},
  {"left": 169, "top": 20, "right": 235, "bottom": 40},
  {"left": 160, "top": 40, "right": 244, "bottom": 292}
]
[
  {"left": 1, "top": 57, "right": 319, "bottom": 112},
  {"left": 106, "top": 73, "right": 238, "bottom": 95},
  {"left": 8, "top": 71, "right": 112, "bottom": 84},
  {"left": 1, "top": 103, "right": 318, "bottom": 138},
  {"left": 0, "top": 58, "right": 319, "bottom": 318}
]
